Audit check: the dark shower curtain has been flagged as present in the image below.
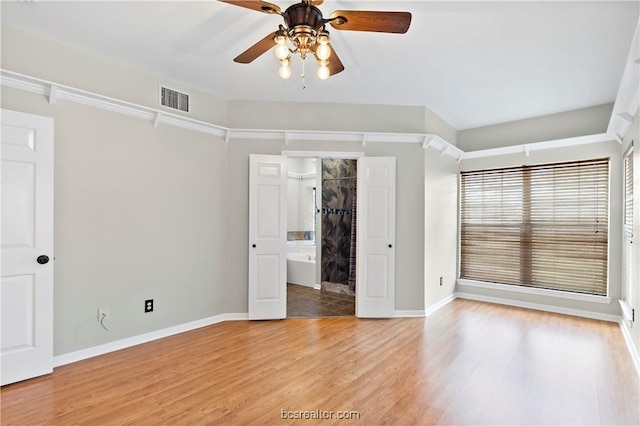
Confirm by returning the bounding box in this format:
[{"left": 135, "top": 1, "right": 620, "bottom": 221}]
[{"left": 348, "top": 180, "right": 357, "bottom": 293}]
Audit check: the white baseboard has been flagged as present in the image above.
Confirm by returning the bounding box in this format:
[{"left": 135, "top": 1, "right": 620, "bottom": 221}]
[
  {"left": 289, "top": 281, "right": 316, "bottom": 289},
  {"left": 53, "top": 312, "right": 248, "bottom": 367},
  {"left": 455, "top": 292, "right": 621, "bottom": 323},
  {"left": 425, "top": 294, "right": 457, "bottom": 317},
  {"left": 619, "top": 320, "right": 640, "bottom": 377},
  {"left": 394, "top": 310, "right": 425, "bottom": 317}
]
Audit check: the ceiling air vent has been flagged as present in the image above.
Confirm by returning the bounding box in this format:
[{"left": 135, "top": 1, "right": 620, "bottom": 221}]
[{"left": 160, "top": 86, "right": 189, "bottom": 113}]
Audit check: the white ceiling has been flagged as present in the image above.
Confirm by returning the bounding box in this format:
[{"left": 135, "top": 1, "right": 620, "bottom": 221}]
[{"left": 1, "top": 1, "right": 638, "bottom": 130}]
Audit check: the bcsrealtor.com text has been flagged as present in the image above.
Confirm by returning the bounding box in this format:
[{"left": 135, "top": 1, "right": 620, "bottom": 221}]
[{"left": 281, "top": 409, "right": 361, "bottom": 420}]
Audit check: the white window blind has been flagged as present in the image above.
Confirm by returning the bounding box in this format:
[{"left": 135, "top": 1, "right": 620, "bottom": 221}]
[
  {"left": 460, "top": 158, "right": 609, "bottom": 296},
  {"left": 624, "top": 147, "right": 634, "bottom": 310}
]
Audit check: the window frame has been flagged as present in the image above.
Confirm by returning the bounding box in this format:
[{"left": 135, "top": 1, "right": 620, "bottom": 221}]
[
  {"left": 458, "top": 158, "right": 612, "bottom": 303},
  {"left": 621, "top": 144, "right": 634, "bottom": 322}
]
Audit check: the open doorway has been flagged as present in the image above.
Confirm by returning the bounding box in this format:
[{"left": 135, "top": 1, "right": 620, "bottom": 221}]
[
  {"left": 285, "top": 156, "right": 357, "bottom": 318},
  {"left": 248, "top": 153, "right": 395, "bottom": 320}
]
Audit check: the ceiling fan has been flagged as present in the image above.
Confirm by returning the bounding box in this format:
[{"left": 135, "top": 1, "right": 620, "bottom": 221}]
[{"left": 219, "top": 0, "right": 411, "bottom": 83}]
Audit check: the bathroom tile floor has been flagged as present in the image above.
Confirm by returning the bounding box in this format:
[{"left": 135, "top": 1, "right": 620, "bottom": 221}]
[{"left": 286, "top": 283, "right": 355, "bottom": 318}]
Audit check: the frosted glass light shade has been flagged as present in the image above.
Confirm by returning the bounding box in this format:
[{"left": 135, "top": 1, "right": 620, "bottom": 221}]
[
  {"left": 279, "top": 64, "right": 292, "bottom": 79},
  {"left": 316, "top": 44, "right": 330, "bottom": 61},
  {"left": 317, "top": 64, "right": 330, "bottom": 80},
  {"left": 274, "top": 44, "right": 289, "bottom": 60}
]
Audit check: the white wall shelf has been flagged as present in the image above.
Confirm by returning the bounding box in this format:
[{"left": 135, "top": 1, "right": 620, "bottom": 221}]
[{"left": 1, "top": 68, "right": 630, "bottom": 162}]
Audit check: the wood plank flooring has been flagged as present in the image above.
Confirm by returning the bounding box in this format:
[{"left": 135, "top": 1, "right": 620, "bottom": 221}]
[{"left": 2, "top": 299, "right": 638, "bottom": 425}]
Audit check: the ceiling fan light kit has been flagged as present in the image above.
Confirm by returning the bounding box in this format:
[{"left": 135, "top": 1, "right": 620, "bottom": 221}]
[{"left": 221, "top": 0, "right": 411, "bottom": 85}]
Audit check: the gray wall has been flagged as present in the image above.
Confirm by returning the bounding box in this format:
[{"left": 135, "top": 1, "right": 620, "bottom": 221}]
[
  {"left": 2, "top": 86, "right": 228, "bottom": 355},
  {"left": 458, "top": 104, "right": 614, "bottom": 151},
  {"left": 1, "top": 25, "right": 229, "bottom": 126},
  {"left": 223, "top": 139, "right": 428, "bottom": 313},
  {"left": 2, "top": 24, "right": 458, "bottom": 355},
  {"left": 227, "top": 100, "right": 428, "bottom": 134},
  {"left": 424, "top": 150, "right": 459, "bottom": 310}
]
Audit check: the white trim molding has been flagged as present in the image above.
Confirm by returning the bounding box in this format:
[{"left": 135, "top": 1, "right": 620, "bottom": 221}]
[
  {"left": 53, "top": 313, "right": 248, "bottom": 367},
  {"left": 1, "top": 70, "right": 228, "bottom": 138},
  {"left": 425, "top": 293, "right": 457, "bottom": 316},
  {"left": 455, "top": 291, "right": 620, "bottom": 323},
  {"left": 0, "top": 69, "right": 465, "bottom": 159},
  {"left": 282, "top": 150, "right": 364, "bottom": 159},
  {"left": 619, "top": 320, "right": 640, "bottom": 376},
  {"left": 608, "top": 18, "right": 640, "bottom": 140},
  {"left": 393, "top": 310, "right": 426, "bottom": 318},
  {"left": 620, "top": 299, "right": 635, "bottom": 323},
  {"left": 462, "top": 133, "right": 614, "bottom": 160},
  {"left": 2, "top": 69, "right": 630, "bottom": 163},
  {"left": 457, "top": 278, "right": 613, "bottom": 304}
]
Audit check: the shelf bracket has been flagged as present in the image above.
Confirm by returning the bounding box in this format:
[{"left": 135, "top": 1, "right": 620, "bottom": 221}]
[
  {"left": 422, "top": 135, "right": 435, "bottom": 150},
  {"left": 48, "top": 85, "right": 58, "bottom": 104},
  {"left": 618, "top": 112, "right": 635, "bottom": 124}
]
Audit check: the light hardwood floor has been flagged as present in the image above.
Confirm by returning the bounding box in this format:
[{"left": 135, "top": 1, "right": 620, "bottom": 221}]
[{"left": 2, "top": 299, "right": 638, "bottom": 425}]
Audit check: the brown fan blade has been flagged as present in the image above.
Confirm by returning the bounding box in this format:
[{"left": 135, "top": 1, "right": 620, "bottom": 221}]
[
  {"left": 329, "top": 10, "right": 411, "bottom": 34},
  {"left": 219, "top": 0, "right": 281, "bottom": 15},
  {"left": 234, "top": 32, "right": 277, "bottom": 63}
]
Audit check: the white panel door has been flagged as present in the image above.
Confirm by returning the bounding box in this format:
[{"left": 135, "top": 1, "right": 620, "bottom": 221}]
[
  {"left": 357, "top": 157, "right": 396, "bottom": 318},
  {"left": 1, "top": 109, "right": 54, "bottom": 385},
  {"left": 248, "top": 155, "right": 287, "bottom": 319}
]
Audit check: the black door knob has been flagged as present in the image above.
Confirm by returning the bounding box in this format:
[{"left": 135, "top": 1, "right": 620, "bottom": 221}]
[{"left": 37, "top": 255, "right": 50, "bottom": 265}]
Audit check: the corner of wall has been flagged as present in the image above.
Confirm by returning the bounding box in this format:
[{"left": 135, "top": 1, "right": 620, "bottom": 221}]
[
  {"left": 424, "top": 106, "right": 458, "bottom": 146},
  {"left": 424, "top": 148, "right": 459, "bottom": 310}
]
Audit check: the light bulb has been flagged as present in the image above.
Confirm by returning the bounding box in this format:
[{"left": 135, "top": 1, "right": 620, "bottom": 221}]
[
  {"left": 274, "top": 44, "right": 289, "bottom": 60},
  {"left": 279, "top": 64, "right": 292, "bottom": 79},
  {"left": 275, "top": 34, "right": 286, "bottom": 45},
  {"left": 316, "top": 43, "right": 331, "bottom": 61},
  {"left": 317, "top": 63, "right": 330, "bottom": 80}
]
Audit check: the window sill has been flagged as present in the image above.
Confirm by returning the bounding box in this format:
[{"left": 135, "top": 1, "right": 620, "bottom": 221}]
[{"left": 457, "top": 278, "right": 612, "bottom": 304}]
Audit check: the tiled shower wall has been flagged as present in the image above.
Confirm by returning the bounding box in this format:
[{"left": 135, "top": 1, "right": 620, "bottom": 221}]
[{"left": 321, "top": 159, "right": 357, "bottom": 286}]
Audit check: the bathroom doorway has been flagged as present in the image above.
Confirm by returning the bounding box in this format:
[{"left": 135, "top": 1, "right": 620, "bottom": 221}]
[
  {"left": 285, "top": 156, "right": 357, "bottom": 318},
  {"left": 248, "top": 152, "right": 395, "bottom": 320}
]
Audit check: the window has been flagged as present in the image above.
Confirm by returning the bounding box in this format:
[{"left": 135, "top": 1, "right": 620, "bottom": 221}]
[
  {"left": 460, "top": 158, "right": 609, "bottom": 296},
  {"left": 623, "top": 146, "right": 634, "bottom": 319}
]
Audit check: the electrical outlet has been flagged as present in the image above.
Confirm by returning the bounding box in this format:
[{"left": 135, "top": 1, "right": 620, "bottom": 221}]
[
  {"left": 439, "top": 276, "right": 443, "bottom": 286},
  {"left": 145, "top": 299, "right": 154, "bottom": 313}
]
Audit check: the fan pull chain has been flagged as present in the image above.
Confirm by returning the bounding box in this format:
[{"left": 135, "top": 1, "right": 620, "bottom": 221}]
[{"left": 301, "top": 58, "right": 306, "bottom": 89}]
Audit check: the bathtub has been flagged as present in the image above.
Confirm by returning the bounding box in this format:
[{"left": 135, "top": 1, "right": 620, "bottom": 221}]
[{"left": 287, "top": 250, "right": 317, "bottom": 288}]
